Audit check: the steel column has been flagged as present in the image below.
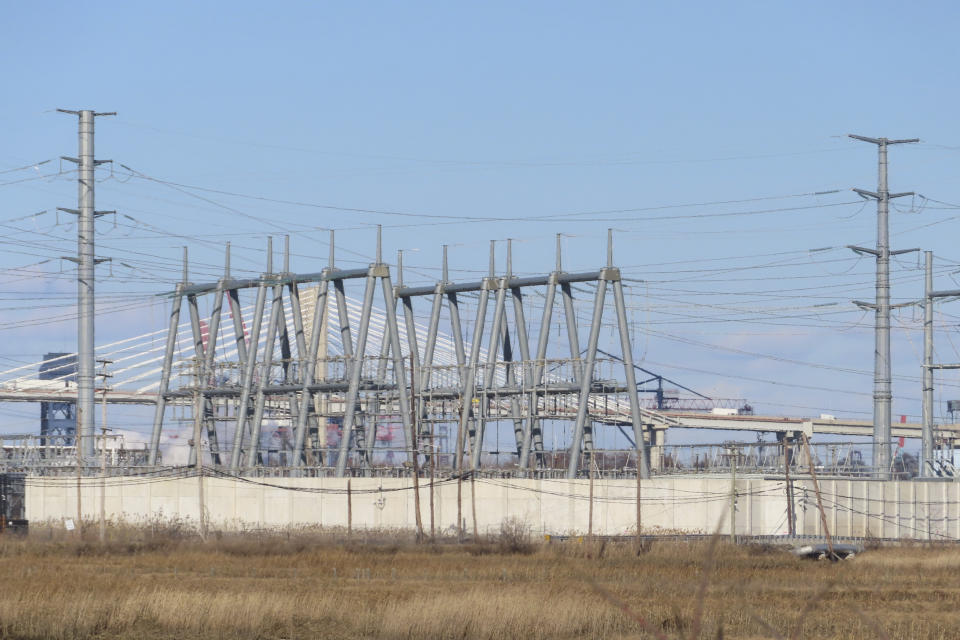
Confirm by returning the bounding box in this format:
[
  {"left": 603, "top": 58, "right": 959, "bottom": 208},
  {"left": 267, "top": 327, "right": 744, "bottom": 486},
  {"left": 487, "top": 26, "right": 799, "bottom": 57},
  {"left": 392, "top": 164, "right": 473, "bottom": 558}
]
[
  {"left": 560, "top": 283, "right": 582, "bottom": 382},
  {"left": 420, "top": 288, "right": 444, "bottom": 394},
  {"left": 874, "top": 140, "right": 893, "bottom": 477},
  {"left": 292, "top": 279, "right": 329, "bottom": 466},
  {"left": 520, "top": 272, "right": 557, "bottom": 468},
  {"left": 185, "top": 292, "right": 203, "bottom": 450},
  {"left": 566, "top": 279, "right": 607, "bottom": 479},
  {"left": 334, "top": 279, "right": 355, "bottom": 373},
  {"left": 335, "top": 272, "right": 377, "bottom": 477},
  {"left": 474, "top": 276, "right": 507, "bottom": 469},
  {"left": 286, "top": 266, "right": 308, "bottom": 464},
  {"left": 364, "top": 318, "right": 393, "bottom": 466},
  {"left": 447, "top": 293, "right": 468, "bottom": 382},
  {"left": 229, "top": 280, "right": 268, "bottom": 469},
  {"left": 458, "top": 281, "right": 490, "bottom": 470},
  {"left": 227, "top": 288, "right": 248, "bottom": 367},
  {"left": 148, "top": 283, "right": 183, "bottom": 465},
  {"left": 276, "top": 295, "right": 298, "bottom": 462},
  {"left": 400, "top": 290, "right": 423, "bottom": 432},
  {"left": 203, "top": 281, "right": 225, "bottom": 464},
  {"left": 849, "top": 134, "right": 918, "bottom": 477},
  {"left": 507, "top": 240, "right": 535, "bottom": 465},
  {"left": 246, "top": 279, "right": 284, "bottom": 467},
  {"left": 380, "top": 274, "right": 416, "bottom": 472},
  {"left": 76, "top": 110, "right": 97, "bottom": 459},
  {"left": 502, "top": 325, "right": 525, "bottom": 455},
  {"left": 612, "top": 277, "right": 649, "bottom": 478}
]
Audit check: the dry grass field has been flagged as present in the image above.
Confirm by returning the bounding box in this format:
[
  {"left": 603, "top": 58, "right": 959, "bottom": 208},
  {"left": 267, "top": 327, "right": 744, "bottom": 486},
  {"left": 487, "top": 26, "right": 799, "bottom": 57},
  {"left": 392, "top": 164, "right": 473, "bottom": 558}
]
[{"left": 0, "top": 523, "right": 958, "bottom": 639}]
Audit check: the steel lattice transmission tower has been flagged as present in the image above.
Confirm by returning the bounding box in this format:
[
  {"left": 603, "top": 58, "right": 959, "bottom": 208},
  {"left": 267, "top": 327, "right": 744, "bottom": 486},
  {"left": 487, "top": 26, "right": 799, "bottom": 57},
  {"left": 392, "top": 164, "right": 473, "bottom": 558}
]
[
  {"left": 847, "top": 133, "right": 918, "bottom": 478},
  {"left": 57, "top": 109, "right": 115, "bottom": 459}
]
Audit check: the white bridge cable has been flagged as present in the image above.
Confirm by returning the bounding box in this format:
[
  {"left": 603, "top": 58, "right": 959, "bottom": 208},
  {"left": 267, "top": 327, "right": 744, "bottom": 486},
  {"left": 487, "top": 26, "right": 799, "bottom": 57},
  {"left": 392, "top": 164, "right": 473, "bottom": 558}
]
[{"left": 0, "top": 318, "right": 187, "bottom": 389}]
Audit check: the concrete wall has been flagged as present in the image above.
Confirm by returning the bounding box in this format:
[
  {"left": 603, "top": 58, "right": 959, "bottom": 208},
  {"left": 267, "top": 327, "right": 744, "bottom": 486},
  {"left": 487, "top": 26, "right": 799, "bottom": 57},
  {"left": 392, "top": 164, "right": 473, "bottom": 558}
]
[{"left": 25, "top": 474, "right": 960, "bottom": 539}]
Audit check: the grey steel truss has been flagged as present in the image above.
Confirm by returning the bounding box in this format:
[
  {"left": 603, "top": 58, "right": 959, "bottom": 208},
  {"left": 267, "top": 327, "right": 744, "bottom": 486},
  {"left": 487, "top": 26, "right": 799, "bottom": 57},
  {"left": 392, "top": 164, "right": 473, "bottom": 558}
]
[{"left": 146, "top": 228, "right": 664, "bottom": 478}]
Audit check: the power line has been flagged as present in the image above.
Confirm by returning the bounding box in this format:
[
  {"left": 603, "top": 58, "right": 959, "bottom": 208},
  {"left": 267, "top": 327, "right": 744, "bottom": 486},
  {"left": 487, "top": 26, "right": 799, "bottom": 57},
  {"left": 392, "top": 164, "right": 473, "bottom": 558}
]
[
  {"left": 116, "top": 164, "right": 853, "bottom": 224},
  {"left": 0, "top": 159, "right": 51, "bottom": 175}
]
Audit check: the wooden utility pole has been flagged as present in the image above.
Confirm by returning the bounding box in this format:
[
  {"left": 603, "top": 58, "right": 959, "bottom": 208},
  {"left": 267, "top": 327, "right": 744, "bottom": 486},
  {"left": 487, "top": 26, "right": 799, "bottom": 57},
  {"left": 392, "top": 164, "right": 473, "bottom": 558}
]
[
  {"left": 729, "top": 446, "right": 737, "bottom": 544},
  {"left": 636, "top": 452, "right": 642, "bottom": 547},
  {"left": 98, "top": 359, "right": 112, "bottom": 545},
  {"left": 471, "top": 473, "right": 479, "bottom": 541},
  {"left": 429, "top": 436, "right": 436, "bottom": 540},
  {"left": 347, "top": 478, "right": 352, "bottom": 538},
  {"left": 193, "top": 383, "right": 207, "bottom": 541},
  {"left": 99, "top": 426, "right": 108, "bottom": 545},
  {"left": 588, "top": 457, "right": 595, "bottom": 539},
  {"left": 457, "top": 473, "right": 463, "bottom": 542},
  {"left": 409, "top": 354, "right": 424, "bottom": 542},
  {"left": 784, "top": 436, "right": 795, "bottom": 536},
  {"left": 802, "top": 434, "right": 835, "bottom": 558}
]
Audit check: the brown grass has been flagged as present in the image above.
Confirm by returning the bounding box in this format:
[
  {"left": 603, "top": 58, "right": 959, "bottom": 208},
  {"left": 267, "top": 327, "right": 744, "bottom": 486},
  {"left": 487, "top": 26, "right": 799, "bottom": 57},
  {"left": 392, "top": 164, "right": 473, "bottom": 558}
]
[{"left": 0, "top": 525, "right": 957, "bottom": 639}]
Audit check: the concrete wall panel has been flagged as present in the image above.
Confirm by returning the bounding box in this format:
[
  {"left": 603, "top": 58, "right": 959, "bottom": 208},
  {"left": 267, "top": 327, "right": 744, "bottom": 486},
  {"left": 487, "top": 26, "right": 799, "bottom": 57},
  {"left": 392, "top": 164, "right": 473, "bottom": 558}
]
[{"left": 24, "top": 475, "right": 960, "bottom": 540}]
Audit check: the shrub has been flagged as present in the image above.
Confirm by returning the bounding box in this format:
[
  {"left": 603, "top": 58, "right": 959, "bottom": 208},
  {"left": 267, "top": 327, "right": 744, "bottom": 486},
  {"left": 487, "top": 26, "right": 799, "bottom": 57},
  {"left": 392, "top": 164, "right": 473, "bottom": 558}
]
[{"left": 497, "top": 517, "right": 534, "bottom": 555}]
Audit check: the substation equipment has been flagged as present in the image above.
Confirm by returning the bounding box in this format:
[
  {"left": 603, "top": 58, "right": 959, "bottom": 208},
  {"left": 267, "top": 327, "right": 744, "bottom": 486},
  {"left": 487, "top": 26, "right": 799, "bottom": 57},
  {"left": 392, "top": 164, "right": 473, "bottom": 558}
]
[
  {"left": 3, "top": 114, "right": 959, "bottom": 483},
  {"left": 146, "top": 229, "right": 674, "bottom": 479}
]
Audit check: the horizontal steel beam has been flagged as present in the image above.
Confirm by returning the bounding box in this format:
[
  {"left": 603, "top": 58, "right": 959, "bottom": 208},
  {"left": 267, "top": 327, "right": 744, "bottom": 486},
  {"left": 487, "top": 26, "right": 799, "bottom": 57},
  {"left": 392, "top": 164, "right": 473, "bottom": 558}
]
[
  {"left": 165, "top": 381, "right": 399, "bottom": 398},
  {"left": 396, "top": 271, "right": 605, "bottom": 298},
  {"left": 172, "top": 267, "right": 614, "bottom": 299},
  {"left": 670, "top": 413, "right": 960, "bottom": 438},
  {"left": 420, "top": 381, "right": 627, "bottom": 399},
  {"left": 164, "top": 268, "right": 372, "bottom": 297},
  {"left": 0, "top": 391, "right": 159, "bottom": 405}
]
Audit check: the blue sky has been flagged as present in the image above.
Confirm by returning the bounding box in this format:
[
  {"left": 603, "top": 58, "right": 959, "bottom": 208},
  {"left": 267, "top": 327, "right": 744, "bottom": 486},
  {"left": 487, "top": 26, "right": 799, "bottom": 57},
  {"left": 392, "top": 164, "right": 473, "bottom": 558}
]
[{"left": 2, "top": 2, "right": 960, "bottom": 445}]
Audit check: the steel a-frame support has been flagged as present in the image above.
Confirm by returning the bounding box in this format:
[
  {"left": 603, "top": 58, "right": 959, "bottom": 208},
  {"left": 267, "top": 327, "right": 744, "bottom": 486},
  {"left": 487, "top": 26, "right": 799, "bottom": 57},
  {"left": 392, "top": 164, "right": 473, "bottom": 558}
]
[
  {"left": 186, "top": 289, "right": 215, "bottom": 466},
  {"left": 518, "top": 235, "right": 568, "bottom": 469},
  {"left": 204, "top": 290, "right": 225, "bottom": 463},
  {"left": 507, "top": 241, "right": 534, "bottom": 461},
  {"left": 291, "top": 277, "right": 329, "bottom": 467},
  {"left": 391, "top": 250, "right": 473, "bottom": 471},
  {"left": 520, "top": 264, "right": 558, "bottom": 469},
  {"left": 363, "top": 326, "right": 392, "bottom": 466},
  {"left": 397, "top": 252, "right": 426, "bottom": 443},
  {"left": 186, "top": 246, "right": 234, "bottom": 467},
  {"left": 565, "top": 277, "right": 606, "bottom": 477},
  {"left": 243, "top": 235, "right": 306, "bottom": 468},
  {"left": 334, "top": 231, "right": 414, "bottom": 477},
  {"left": 459, "top": 275, "right": 492, "bottom": 471},
  {"left": 416, "top": 275, "right": 445, "bottom": 463},
  {"left": 473, "top": 242, "right": 508, "bottom": 470},
  {"left": 334, "top": 269, "right": 377, "bottom": 476},
  {"left": 468, "top": 240, "right": 528, "bottom": 466},
  {"left": 229, "top": 266, "right": 270, "bottom": 469},
  {"left": 566, "top": 232, "right": 649, "bottom": 479},
  {"left": 148, "top": 249, "right": 188, "bottom": 466},
  {"left": 245, "top": 274, "right": 285, "bottom": 467}
]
